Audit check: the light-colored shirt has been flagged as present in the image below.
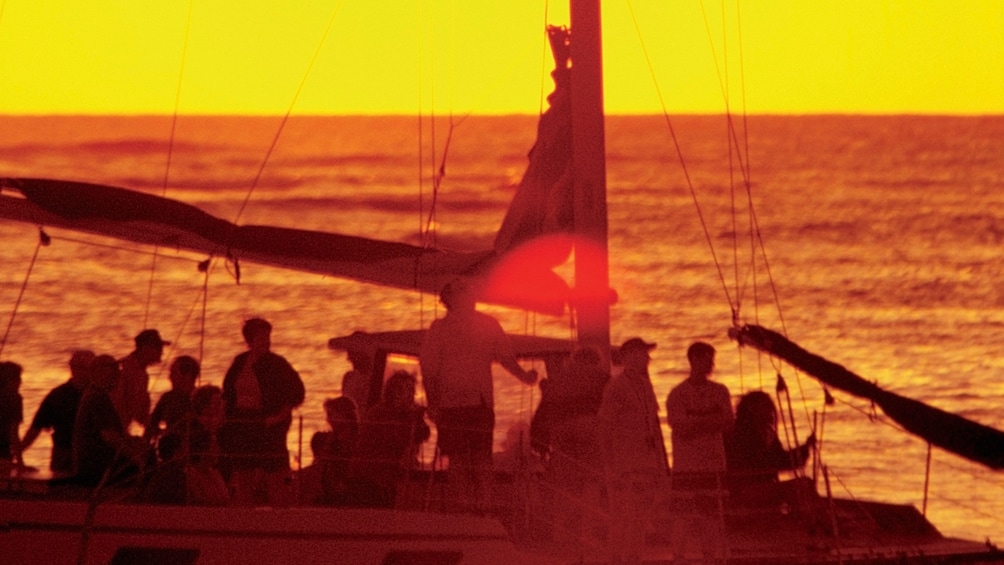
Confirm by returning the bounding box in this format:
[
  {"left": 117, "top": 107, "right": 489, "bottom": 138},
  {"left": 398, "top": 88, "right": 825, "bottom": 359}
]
[
  {"left": 666, "top": 377, "right": 733, "bottom": 473},
  {"left": 419, "top": 309, "right": 514, "bottom": 411}
]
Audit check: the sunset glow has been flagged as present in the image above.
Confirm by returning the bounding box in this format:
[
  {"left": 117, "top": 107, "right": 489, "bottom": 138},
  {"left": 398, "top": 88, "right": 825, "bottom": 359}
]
[{"left": 0, "top": 1, "right": 1001, "bottom": 115}]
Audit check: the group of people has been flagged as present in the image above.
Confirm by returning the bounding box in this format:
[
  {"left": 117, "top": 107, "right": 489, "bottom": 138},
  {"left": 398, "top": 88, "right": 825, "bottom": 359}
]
[
  {"left": 2, "top": 277, "right": 815, "bottom": 563},
  {"left": 298, "top": 370, "right": 430, "bottom": 508},
  {"left": 531, "top": 336, "right": 816, "bottom": 563},
  {"left": 3, "top": 319, "right": 306, "bottom": 506}
]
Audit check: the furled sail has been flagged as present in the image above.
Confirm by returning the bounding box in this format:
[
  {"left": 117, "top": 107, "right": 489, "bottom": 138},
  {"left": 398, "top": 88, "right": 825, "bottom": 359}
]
[{"left": 731, "top": 324, "right": 1004, "bottom": 470}]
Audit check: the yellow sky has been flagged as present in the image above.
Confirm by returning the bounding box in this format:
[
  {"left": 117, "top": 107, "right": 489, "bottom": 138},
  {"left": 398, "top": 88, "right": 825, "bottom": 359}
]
[{"left": 0, "top": 1, "right": 1000, "bottom": 115}]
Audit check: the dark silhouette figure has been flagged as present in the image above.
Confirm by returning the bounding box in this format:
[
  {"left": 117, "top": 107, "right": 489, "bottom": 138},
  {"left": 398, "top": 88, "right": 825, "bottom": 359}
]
[
  {"left": 349, "top": 370, "right": 430, "bottom": 507},
  {"left": 22, "top": 350, "right": 94, "bottom": 475},
  {"left": 725, "top": 390, "right": 815, "bottom": 508},
  {"left": 111, "top": 329, "right": 170, "bottom": 434},
  {"left": 419, "top": 279, "right": 537, "bottom": 512},
  {"left": 0, "top": 361, "right": 25, "bottom": 473},
  {"left": 220, "top": 318, "right": 305, "bottom": 505}
]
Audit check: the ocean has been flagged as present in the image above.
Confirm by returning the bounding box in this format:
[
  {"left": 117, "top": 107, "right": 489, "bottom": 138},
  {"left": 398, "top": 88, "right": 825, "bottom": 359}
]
[{"left": 0, "top": 114, "right": 1002, "bottom": 542}]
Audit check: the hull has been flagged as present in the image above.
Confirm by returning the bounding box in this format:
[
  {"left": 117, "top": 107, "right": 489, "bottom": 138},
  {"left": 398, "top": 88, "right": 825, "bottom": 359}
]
[{"left": 1, "top": 479, "right": 999, "bottom": 565}]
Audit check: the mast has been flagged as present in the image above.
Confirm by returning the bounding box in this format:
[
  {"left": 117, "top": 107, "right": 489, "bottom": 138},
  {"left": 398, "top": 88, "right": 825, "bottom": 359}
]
[{"left": 569, "top": 0, "right": 611, "bottom": 355}]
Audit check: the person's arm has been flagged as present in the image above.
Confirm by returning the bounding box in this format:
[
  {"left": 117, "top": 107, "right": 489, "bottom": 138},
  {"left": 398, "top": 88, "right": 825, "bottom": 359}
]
[
  {"left": 419, "top": 326, "right": 443, "bottom": 413},
  {"left": 20, "top": 426, "right": 42, "bottom": 453},
  {"left": 493, "top": 321, "right": 537, "bottom": 385}
]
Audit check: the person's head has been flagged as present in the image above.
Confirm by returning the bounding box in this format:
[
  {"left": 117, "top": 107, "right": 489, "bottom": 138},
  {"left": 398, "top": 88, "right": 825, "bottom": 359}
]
[
  {"left": 324, "top": 396, "right": 358, "bottom": 430},
  {"left": 89, "top": 354, "right": 121, "bottom": 392},
  {"left": 383, "top": 370, "right": 417, "bottom": 409},
  {"left": 68, "top": 350, "right": 95, "bottom": 388},
  {"left": 134, "top": 329, "right": 170, "bottom": 366},
  {"left": 192, "top": 384, "right": 224, "bottom": 430},
  {"left": 242, "top": 318, "right": 272, "bottom": 351},
  {"left": 310, "top": 431, "right": 327, "bottom": 459},
  {"left": 438, "top": 279, "right": 476, "bottom": 312},
  {"left": 346, "top": 347, "right": 372, "bottom": 370},
  {"left": 686, "top": 341, "right": 716, "bottom": 380},
  {"left": 619, "top": 337, "right": 655, "bottom": 370},
  {"left": 169, "top": 355, "right": 200, "bottom": 394},
  {"left": 0, "top": 361, "right": 23, "bottom": 394},
  {"left": 735, "top": 390, "right": 777, "bottom": 443}
]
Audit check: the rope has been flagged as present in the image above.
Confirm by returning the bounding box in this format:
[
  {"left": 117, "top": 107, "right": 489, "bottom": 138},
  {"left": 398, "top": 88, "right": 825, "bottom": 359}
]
[
  {"left": 228, "top": 2, "right": 343, "bottom": 230},
  {"left": 624, "top": 0, "right": 735, "bottom": 315},
  {"left": 0, "top": 229, "right": 49, "bottom": 358},
  {"left": 143, "top": 0, "right": 195, "bottom": 328}
]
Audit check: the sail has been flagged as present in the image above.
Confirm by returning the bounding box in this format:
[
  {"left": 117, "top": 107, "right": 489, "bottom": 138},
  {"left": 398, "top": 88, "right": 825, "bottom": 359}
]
[
  {"left": 0, "top": 177, "right": 574, "bottom": 314},
  {"left": 732, "top": 324, "right": 1004, "bottom": 470}
]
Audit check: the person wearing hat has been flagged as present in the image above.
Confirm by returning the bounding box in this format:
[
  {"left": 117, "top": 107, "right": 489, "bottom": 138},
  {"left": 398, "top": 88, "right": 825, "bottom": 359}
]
[
  {"left": 665, "top": 341, "right": 734, "bottom": 564},
  {"left": 419, "top": 279, "right": 538, "bottom": 512},
  {"left": 597, "top": 337, "right": 667, "bottom": 564},
  {"left": 111, "top": 329, "right": 170, "bottom": 435}
]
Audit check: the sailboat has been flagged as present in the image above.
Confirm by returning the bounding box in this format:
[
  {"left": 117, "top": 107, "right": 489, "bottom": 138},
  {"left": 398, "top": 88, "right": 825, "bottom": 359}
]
[{"left": 1, "top": 1, "right": 1002, "bottom": 564}]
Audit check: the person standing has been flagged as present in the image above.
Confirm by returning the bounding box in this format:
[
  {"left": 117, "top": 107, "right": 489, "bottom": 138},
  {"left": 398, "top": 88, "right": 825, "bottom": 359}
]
[
  {"left": 21, "top": 350, "right": 94, "bottom": 475},
  {"left": 0, "top": 361, "right": 26, "bottom": 475},
  {"left": 419, "top": 279, "right": 537, "bottom": 513},
  {"left": 665, "top": 341, "right": 734, "bottom": 564},
  {"left": 220, "top": 318, "right": 305, "bottom": 505},
  {"left": 597, "top": 338, "right": 667, "bottom": 564},
  {"left": 112, "top": 329, "right": 170, "bottom": 435},
  {"left": 72, "top": 354, "right": 147, "bottom": 486}
]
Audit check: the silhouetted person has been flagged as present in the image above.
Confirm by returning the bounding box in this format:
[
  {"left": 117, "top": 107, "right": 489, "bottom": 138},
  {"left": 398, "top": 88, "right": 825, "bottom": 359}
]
[
  {"left": 145, "top": 355, "right": 200, "bottom": 445},
  {"left": 419, "top": 279, "right": 537, "bottom": 513},
  {"left": 221, "top": 318, "right": 305, "bottom": 505},
  {"left": 341, "top": 344, "right": 374, "bottom": 411},
  {"left": 349, "top": 370, "right": 429, "bottom": 507},
  {"left": 598, "top": 338, "right": 666, "bottom": 564},
  {"left": 0, "top": 361, "right": 26, "bottom": 474},
  {"left": 72, "top": 354, "right": 148, "bottom": 487},
  {"left": 112, "top": 329, "right": 170, "bottom": 434},
  {"left": 666, "top": 341, "right": 734, "bottom": 564},
  {"left": 531, "top": 346, "right": 609, "bottom": 544},
  {"left": 22, "top": 350, "right": 94, "bottom": 475},
  {"left": 725, "top": 390, "right": 815, "bottom": 508}
]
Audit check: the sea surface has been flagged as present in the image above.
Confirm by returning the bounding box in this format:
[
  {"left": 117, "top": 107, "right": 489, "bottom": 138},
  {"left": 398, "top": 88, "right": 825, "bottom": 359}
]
[{"left": 1, "top": 114, "right": 1002, "bottom": 542}]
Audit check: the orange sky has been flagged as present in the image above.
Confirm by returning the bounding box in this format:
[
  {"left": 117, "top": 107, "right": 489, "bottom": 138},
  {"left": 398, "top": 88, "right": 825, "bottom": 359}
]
[{"left": 0, "top": 1, "right": 1001, "bottom": 115}]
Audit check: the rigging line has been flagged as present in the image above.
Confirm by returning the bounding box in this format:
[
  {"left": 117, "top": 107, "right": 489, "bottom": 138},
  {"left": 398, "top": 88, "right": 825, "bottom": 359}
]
[
  {"left": 43, "top": 234, "right": 204, "bottom": 265},
  {"left": 0, "top": 229, "right": 48, "bottom": 357},
  {"left": 145, "top": 0, "right": 195, "bottom": 328},
  {"left": 623, "top": 0, "right": 735, "bottom": 313},
  {"left": 229, "top": 1, "right": 343, "bottom": 230}
]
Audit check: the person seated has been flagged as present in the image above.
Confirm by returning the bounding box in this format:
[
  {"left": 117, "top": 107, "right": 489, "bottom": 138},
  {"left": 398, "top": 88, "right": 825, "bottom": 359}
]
[
  {"left": 309, "top": 396, "right": 358, "bottom": 504},
  {"left": 348, "top": 371, "right": 429, "bottom": 508},
  {"left": 725, "top": 390, "right": 815, "bottom": 509}
]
